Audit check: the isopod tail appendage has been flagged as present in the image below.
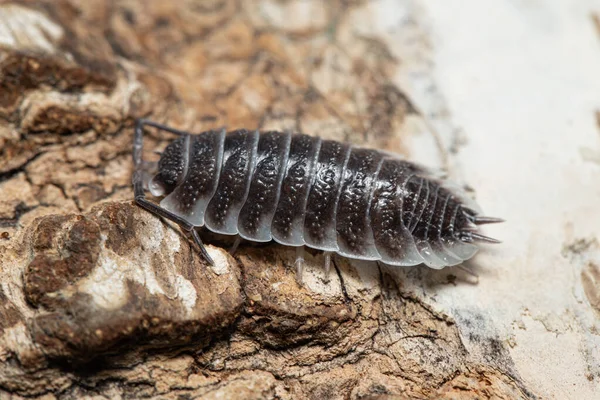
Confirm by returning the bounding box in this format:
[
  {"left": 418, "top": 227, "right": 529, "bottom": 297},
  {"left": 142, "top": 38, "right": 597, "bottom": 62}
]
[
  {"left": 462, "top": 232, "right": 502, "bottom": 244},
  {"left": 471, "top": 215, "right": 505, "bottom": 225},
  {"left": 457, "top": 207, "right": 503, "bottom": 244}
]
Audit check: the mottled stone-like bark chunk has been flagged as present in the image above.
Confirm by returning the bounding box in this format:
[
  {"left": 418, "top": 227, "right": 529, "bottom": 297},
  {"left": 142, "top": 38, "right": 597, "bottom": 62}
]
[{"left": 23, "top": 202, "right": 243, "bottom": 363}]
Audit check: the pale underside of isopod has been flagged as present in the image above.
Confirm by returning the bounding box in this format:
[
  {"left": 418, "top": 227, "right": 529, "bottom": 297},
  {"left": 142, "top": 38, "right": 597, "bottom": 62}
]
[{"left": 132, "top": 119, "right": 502, "bottom": 275}]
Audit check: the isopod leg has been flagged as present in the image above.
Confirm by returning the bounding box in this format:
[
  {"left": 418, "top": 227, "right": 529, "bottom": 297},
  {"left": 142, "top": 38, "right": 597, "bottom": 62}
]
[
  {"left": 136, "top": 118, "right": 192, "bottom": 137},
  {"left": 133, "top": 119, "right": 215, "bottom": 266},
  {"left": 295, "top": 246, "right": 305, "bottom": 284},
  {"left": 455, "top": 263, "right": 479, "bottom": 279},
  {"left": 134, "top": 196, "right": 215, "bottom": 265},
  {"left": 324, "top": 251, "right": 332, "bottom": 282},
  {"left": 190, "top": 229, "right": 215, "bottom": 265},
  {"left": 229, "top": 236, "right": 241, "bottom": 255}
]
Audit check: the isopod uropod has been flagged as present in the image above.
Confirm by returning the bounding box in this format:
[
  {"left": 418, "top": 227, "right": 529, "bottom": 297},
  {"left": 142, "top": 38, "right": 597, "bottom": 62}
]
[{"left": 132, "top": 119, "right": 501, "bottom": 277}]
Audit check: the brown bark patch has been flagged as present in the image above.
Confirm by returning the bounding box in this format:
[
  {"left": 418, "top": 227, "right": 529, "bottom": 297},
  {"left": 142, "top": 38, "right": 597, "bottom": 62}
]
[{"left": 22, "top": 202, "right": 244, "bottom": 363}]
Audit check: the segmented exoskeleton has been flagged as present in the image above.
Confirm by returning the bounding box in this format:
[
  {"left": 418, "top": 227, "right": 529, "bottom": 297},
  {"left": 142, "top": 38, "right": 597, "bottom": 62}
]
[{"left": 132, "top": 119, "right": 501, "bottom": 276}]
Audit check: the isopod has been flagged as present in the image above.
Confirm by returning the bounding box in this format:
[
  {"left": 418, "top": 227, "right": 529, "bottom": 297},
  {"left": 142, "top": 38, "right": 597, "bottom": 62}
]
[{"left": 132, "top": 119, "right": 501, "bottom": 277}]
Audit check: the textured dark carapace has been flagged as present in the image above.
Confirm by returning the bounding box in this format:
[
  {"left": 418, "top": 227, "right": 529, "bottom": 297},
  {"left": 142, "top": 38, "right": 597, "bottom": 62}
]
[{"left": 132, "top": 119, "right": 501, "bottom": 269}]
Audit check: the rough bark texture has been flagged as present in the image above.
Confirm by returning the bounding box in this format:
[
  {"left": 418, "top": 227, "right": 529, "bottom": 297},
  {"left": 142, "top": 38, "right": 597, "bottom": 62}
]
[{"left": 2, "top": 1, "right": 597, "bottom": 399}]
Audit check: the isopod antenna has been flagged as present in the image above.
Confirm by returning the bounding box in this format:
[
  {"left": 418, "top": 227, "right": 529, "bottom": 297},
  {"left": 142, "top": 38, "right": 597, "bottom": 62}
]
[{"left": 132, "top": 118, "right": 215, "bottom": 265}]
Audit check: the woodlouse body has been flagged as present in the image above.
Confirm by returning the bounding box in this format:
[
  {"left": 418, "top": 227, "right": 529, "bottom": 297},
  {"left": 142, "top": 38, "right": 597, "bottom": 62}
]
[{"left": 133, "top": 119, "right": 501, "bottom": 270}]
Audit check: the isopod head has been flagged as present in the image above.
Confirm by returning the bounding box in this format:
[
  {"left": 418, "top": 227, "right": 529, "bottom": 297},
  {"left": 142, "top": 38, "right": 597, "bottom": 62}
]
[{"left": 148, "top": 135, "right": 188, "bottom": 197}]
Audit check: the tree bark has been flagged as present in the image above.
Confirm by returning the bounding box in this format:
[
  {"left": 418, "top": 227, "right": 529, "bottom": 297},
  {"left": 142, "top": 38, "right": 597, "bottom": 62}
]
[{"left": 2, "top": 1, "right": 597, "bottom": 399}]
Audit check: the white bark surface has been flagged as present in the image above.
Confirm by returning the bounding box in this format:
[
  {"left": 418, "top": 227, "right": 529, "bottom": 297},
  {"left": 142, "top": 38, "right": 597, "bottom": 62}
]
[{"left": 400, "top": 1, "right": 600, "bottom": 398}]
